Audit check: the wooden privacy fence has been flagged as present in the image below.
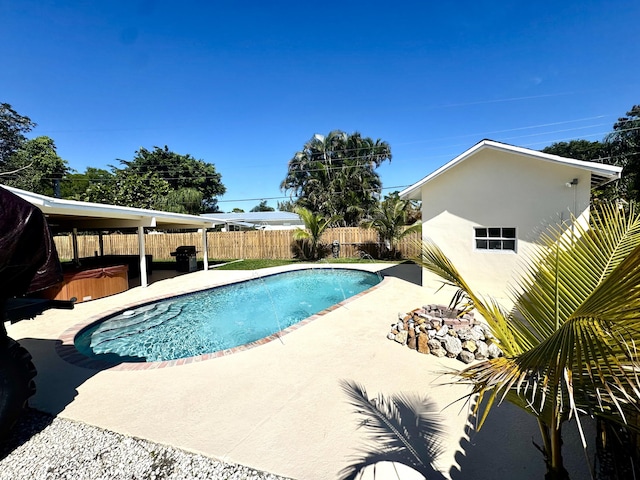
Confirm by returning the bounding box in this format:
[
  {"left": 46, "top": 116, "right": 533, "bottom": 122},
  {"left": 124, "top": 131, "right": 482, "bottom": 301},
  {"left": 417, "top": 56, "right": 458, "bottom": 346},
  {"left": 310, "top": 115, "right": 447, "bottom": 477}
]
[{"left": 53, "top": 228, "right": 421, "bottom": 261}]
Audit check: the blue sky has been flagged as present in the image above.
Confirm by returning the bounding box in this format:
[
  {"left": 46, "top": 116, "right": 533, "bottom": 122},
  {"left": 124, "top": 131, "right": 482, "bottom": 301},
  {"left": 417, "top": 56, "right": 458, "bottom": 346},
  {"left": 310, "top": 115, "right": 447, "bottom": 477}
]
[{"left": 2, "top": 0, "right": 638, "bottom": 212}]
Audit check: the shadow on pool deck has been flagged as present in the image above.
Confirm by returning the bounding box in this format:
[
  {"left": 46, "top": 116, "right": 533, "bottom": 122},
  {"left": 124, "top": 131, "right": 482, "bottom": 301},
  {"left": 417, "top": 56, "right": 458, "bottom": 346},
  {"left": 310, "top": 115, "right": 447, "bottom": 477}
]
[{"left": 380, "top": 261, "right": 422, "bottom": 286}]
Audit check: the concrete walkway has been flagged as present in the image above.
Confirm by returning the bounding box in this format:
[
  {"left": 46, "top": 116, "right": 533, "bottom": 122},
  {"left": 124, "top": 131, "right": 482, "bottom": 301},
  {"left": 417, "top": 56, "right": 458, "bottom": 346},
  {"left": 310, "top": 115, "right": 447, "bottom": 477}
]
[{"left": 5, "top": 264, "right": 590, "bottom": 479}]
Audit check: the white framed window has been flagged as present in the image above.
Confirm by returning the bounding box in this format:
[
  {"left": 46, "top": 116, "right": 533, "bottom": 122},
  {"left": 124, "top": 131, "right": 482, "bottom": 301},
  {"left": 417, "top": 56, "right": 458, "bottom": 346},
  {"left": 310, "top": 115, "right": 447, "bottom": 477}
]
[{"left": 474, "top": 227, "right": 516, "bottom": 252}]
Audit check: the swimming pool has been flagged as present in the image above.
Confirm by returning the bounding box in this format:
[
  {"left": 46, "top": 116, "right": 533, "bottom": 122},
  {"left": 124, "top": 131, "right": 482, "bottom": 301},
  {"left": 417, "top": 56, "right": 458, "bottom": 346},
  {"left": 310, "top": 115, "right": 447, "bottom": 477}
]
[{"left": 74, "top": 268, "right": 382, "bottom": 363}]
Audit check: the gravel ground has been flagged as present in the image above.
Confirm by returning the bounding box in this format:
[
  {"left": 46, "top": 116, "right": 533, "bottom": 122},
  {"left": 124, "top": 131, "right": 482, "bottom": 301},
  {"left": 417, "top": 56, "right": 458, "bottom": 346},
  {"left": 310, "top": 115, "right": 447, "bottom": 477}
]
[{"left": 0, "top": 409, "right": 294, "bottom": 480}]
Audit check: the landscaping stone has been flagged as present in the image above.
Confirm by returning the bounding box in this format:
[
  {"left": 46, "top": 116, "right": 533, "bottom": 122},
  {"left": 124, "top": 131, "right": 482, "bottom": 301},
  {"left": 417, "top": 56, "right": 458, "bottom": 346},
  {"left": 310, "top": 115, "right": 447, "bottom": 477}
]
[
  {"left": 461, "top": 339, "right": 477, "bottom": 353},
  {"left": 458, "top": 350, "right": 475, "bottom": 364},
  {"left": 387, "top": 306, "right": 503, "bottom": 365},
  {"left": 394, "top": 330, "right": 408, "bottom": 345},
  {"left": 417, "top": 335, "right": 430, "bottom": 354},
  {"left": 487, "top": 342, "right": 503, "bottom": 359},
  {"left": 442, "top": 336, "right": 462, "bottom": 357}
]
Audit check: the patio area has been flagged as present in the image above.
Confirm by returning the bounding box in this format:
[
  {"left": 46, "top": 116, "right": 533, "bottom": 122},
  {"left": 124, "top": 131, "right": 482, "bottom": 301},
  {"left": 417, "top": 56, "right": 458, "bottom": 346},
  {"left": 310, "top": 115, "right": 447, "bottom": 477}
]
[{"left": 4, "top": 264, "right": 591, "bottom": 479}]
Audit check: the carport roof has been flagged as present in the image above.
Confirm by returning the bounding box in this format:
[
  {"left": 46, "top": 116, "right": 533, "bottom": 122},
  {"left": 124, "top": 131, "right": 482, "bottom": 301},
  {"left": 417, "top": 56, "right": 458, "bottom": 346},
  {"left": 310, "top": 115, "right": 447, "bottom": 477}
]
[{"left": 2, "top": 185, "right": 226, "bottom": 231}]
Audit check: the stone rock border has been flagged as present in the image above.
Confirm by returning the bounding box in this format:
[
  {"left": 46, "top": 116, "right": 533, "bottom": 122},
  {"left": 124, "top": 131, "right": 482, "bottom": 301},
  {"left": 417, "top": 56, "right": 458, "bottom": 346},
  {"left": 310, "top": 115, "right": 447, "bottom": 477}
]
[{"left": 387, "top": 304, "right": 503, "bottom": 364}]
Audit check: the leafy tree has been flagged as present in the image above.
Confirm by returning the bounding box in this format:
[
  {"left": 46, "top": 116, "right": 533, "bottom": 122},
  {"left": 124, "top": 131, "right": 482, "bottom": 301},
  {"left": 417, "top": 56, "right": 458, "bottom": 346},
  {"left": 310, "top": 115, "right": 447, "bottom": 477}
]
[
  {"left": 361, "top": 194, "right": 421, "bottom": 258},
  {"left": 277, "top": 199, "right": 296, "bottom": 212},
  {"left": 542, "top": 139, "right": 607, "bottom": 161},
  {"left": 292, "top": 207, "right": 340, "bottom": 260},
  {"left": 281, "top": 131, "right": 391, "bottom": 226},
  {"left": 155, "top": 187, "right": 204, "bottom": 214},
  {"left": 118, "top": 146, "right": 225, "bottom": 212},
  {"left": 0, "top": 103, "right": 35, "bottom": 165},
  {"left": 231, "top": 208, "right": 245, "bottom": 213},
  {"left": 60, "top": 167, "right": 114, "bottom": 201},
  {"left": 250, "top": 200, "right": 275, "bottom": 212},
  {"left": 83, "top": 168, "right": 171, "bottom": 209},
  {"left": 606, "top": 105, "right": 640, "bottom": 202},
  {"left": 415, "top": 203, "right": 640, "bottom": 479},
  {"left": 1, "top": 136, "right": 69, "bottom": 196},
  {"left": 542, "top": 139, "right": 622, "bottom": 203}
]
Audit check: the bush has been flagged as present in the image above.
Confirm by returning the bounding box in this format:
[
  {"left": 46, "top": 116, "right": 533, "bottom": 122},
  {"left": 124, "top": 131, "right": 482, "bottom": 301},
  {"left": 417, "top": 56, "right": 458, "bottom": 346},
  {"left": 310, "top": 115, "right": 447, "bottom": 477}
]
[{"left": 290, "top": 239, "right": 331, "bottom": 261}]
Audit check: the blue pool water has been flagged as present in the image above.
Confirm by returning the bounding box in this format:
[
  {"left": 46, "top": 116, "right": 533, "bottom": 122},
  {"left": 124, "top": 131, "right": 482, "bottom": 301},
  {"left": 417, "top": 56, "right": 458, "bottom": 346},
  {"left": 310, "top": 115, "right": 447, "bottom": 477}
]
[{"left": 74, "top": 268, "right": 382, "bottom": 363}]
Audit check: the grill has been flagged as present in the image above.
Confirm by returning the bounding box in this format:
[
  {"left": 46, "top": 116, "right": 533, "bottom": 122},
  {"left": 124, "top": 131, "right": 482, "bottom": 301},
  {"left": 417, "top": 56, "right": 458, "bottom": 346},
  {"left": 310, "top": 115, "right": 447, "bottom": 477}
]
[{"left": 170, "top": 245, "right": 198, "bottom": 272}]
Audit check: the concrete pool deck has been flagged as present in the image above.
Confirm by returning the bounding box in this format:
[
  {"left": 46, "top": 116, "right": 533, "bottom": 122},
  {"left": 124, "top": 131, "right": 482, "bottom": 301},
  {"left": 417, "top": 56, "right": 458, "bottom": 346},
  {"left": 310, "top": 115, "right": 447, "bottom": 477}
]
[{"left": 5, "top": 263, "right": 591, "bottom": 479}]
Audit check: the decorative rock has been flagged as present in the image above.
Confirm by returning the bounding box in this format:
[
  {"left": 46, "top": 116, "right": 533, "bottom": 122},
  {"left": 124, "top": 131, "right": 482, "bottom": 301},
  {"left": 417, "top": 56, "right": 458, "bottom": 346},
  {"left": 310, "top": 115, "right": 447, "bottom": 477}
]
[
  {"left": 442, "top": 336, "right": 462, "bottom": 357},
  {"left": 475, "top": 340, "right": 489, "bottom": 359},
  {"left": 407, "top": 336, "right": 417, "bottom": 350},
  {"left": 431, "top": 319, "right": 442, "bottom": 329},
  {"left": 394, "top": 330, "right": 408, "bottom": 345},
  {"left": 396, "top": 321, "right": 405, "bottom": 331},
  {"left": 447, "top": 328, "right": 458, "bottom": 337},
  {"left": 427, "top": 329, "right": 437, "bottom": 338},
  {"left": 458, "top": 350, "right": 475, "bottom": 364},
  {"left": 462, "top": 340, "right": 477, "bottom": 353},
  {"left": 427, "top": 339, "right": 442, "bottom": 351},
  {"left": 435, "top": 325, "right": 449, "bottom": 338},
  {"left": 417, "top": 335, "right": 430, "bottom": 354},
  {"left": 487, "top": 342, "right": 502, "bottom": 359},
  {"left": 431, "top": 346, "right": 446, "bottom": 358},
  {"left": 456, "top": 327, "right": 474, "bottom": 341},
  {"left": 470, "top": 325, "right": 486, "bottom": 341},
  {"left": 387, "top": 332, "right": 396, "bottom": 340},
  {"left": 408, "top": 328, "right": 416, "bottom": 338}
]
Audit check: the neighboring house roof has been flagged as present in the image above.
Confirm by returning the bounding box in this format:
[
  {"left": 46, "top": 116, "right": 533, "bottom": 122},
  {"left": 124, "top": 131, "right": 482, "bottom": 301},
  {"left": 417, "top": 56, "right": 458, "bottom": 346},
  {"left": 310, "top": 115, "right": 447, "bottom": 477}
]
[
  {"left": 201, "top": 211, "right": 302, "bottom": 227},
  {"left": 399, "top": 139, "right": 623, "bottom": 200},
  {"left": 2, "top": 185, "right": 224, "bottom": 230}
]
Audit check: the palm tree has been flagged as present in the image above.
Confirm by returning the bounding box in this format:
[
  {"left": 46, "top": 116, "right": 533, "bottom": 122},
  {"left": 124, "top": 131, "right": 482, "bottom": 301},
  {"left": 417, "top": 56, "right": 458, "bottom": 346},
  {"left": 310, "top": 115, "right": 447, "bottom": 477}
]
[
  {"left": 293, "top": 207, "right": 340, "bottom": 260},
  {"left": 414, "top": 203, "right": 640, "bottom": 479},
  {"left": 281, "top": 131, "right": 392, "bottom": 226},
  {"left": 361, "top": 195, "right": 421, "bottom": 258}
]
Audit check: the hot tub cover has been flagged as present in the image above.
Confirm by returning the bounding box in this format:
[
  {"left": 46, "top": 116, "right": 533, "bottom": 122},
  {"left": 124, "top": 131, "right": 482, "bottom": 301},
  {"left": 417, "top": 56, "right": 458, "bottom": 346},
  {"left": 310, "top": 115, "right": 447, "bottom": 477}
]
[{"left": 0, "top": 187, "right": 63, "bottom": 297}]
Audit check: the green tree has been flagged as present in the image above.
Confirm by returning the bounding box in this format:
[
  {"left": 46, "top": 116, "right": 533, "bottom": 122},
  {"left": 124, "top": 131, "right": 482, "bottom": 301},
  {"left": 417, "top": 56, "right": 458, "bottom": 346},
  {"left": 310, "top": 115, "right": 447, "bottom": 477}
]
[
  {"left": 281, "top": 131, "right": 391, "bottom": 226},
  {"left": 250, "top": 200, "right": 275, "bottom": 212},
  {"left": 83, "top": 168, "right": 171, "bottom": 209},
  {"left": 0, "top": 103, "right": 35, "bottom": 165},
  {"left": 361, "top": 194, "right": 421, "bottom": 258},
  {"left": 415, "top": 203, "right": 640, "bottom": 479},
  {"left": 119, "top": 146, "right": 226, "bottom": 212},
  {"left": 60, "top": 167, "right": 113, "bottom": 200},
  {"left": 606, "top": 105, "right": 640, "bottom": 202},
  {"left": 155, "top": 187, "right": 204, "bottom": 214},
  {"left": 277, "top": 200, "right": 296, "bottom": 212},
  {"left": 2, "top": 136, "right": 69, "bottom": 196},
  {"left": 292, "top": 207, "right": 340, "bottom": 260}
]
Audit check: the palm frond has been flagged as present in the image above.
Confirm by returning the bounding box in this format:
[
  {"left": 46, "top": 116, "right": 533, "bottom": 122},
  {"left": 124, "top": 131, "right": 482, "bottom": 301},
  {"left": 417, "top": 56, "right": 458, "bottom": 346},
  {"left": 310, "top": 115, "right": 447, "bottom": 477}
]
[
  {"left": 513, "top": 203, "right": 640, "bottom": 342},
  {"left": 414, "top": 203, "right": 640, "bottom": 444}
]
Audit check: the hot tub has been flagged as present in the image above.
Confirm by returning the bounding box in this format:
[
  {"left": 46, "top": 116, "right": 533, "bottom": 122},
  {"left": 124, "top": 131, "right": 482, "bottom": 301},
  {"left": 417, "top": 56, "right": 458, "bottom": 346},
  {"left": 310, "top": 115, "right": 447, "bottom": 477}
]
[{"left": 42, "top": 264, "right": 129, "bottom": 303}]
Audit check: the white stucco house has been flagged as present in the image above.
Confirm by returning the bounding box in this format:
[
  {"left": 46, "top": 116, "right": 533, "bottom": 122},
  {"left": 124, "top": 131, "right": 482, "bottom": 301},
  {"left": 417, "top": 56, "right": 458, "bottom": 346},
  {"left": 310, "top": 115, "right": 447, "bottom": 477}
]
[{"left": 399, "top": 139, "right": 622, "bottom": 300}]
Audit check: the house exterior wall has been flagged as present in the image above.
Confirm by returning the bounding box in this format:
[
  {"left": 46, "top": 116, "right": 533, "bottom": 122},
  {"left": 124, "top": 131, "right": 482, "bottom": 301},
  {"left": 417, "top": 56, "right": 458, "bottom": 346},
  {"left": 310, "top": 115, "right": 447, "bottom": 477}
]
[{"left": 420, "top": 148, "right": 591, "bottom": 298}]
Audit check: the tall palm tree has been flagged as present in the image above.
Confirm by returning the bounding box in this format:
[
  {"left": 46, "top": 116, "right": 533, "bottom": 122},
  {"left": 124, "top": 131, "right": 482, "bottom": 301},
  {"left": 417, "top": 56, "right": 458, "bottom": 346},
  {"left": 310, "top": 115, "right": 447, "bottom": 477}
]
[
  {"left": 281, "top": 131, "right": 391, "bottom": 226},
  {"left": 361, "top": 195, "right": 421, "bottom": 258},
  {"left": 293, "top": 207, "right": 340, "bottom": 260},
  {"left": 414, "top": 203, "right": 640, "bottom": 479}
]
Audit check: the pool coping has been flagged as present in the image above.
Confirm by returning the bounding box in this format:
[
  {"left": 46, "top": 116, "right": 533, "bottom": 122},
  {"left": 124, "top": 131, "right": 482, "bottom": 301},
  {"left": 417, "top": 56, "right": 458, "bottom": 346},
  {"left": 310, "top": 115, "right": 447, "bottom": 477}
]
[{"left": 56, "top": 268, "right": 388, "bottom": 371}]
